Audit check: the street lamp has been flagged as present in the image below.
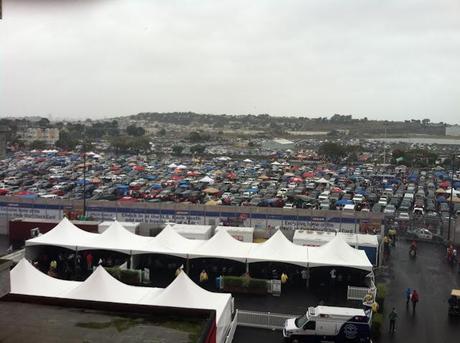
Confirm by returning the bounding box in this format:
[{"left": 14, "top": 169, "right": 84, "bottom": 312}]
[{"left": 447, "top": 154, "right": 459, "bottom": 242}]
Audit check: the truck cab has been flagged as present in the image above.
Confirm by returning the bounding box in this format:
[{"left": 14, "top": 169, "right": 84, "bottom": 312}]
[{"left": 283, "top": 306, "right": 371, "bottom": 343}]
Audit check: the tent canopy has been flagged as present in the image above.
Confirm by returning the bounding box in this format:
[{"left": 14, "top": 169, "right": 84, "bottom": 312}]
[
  {"left": 10, "top": 259, "right": 233, "bottom": 343},
  {"left": 191, "top": 230, "right": 253, "bottom": 262},
  {"left": 308, "top": 236, "right": 373, "bottom": 271},
  {"left": 248, "top": 230, "right": 309, "bottom": 267},
  {"left": 26, "top": 217, "right": 98, "bottom": 250}
]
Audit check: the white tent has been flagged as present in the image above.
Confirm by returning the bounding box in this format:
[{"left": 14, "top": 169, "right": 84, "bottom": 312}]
[
  {"left": 176, "top": 164, "right": 187, "bottom": 169},
  {"left": 66, "top": 266, "right": 156, "bottom": 304},
  {"left": 243, "top": 158, "right": 253, "bottom": 163},
  {"left": 168, "top": 163, "right": 178, "bottom": 168},
  {"left": 156, "top": 225, "right": 204, "bottom": 256},
  {"left": 248, "top": 230, "right": 309, "bottom": 267},
  {"left": 141, "top": 271, "right": 232, "bottom": 343},
  {"left": 271, "top": 161, "right": 281, "bottom": 165},
  {"left": 199, "top": 176, "right": 215, "bottom": 184},
  {"left": 315, "top": 177, "right": 331, "bottom": 184},
  {"left": 191, "top": 230, "right": 254, "bottom": 262},
  {"left": 9, "top": 259, "right": 79, "bottom": 298},
  {"left": 308, "top": 236, "right": 373, "bottom": 271},
  {"left": 90, "top": 221, "right": 154, "bottom": 254},
  {"left": 26, "top": 217, "right": 98, "bottom": 250}
]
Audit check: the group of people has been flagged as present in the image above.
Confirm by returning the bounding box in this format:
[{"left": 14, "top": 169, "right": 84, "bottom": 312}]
[
  {"left": 34, "top": 251, "right": 125, "bottom": 281},
  {"left": 389, "top": 288, "right": 420, "bottom": 334}
]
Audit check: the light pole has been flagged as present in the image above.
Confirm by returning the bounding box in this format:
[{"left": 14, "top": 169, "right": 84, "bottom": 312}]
[
  {"left": 83, "top": 147, "right": 87, "bottom": 218},
  {"left": 447, "top": 154, "right": 457, "bottom": 241}
]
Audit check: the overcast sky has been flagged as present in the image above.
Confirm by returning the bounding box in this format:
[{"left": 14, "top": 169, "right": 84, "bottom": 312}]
[{"left": 1, "top": 0, "right": 460, "bottom": 123}]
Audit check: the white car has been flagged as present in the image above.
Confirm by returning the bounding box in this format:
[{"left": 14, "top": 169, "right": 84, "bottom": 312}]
[
  {"left": 408, "top": 228, "right": 433, "bottom": 240},
  {"left": 397, "top": 212, "right": 410, "bottom": 220},
  {"left": 283, "top": 203, "right": 295, "bottom": 209}
]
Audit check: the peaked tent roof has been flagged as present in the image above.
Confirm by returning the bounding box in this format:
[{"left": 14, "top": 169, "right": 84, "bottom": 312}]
[
  {"left": 248, "top": 230, "right": 309, "bottom": 267},
  {"left": 308, "top": 235, "right": 373, "bottom": 271},
  {"left": 10, "top": 258, "right": 79, "bottom": 297},
  {"left": 156, "top": 225, "right": 204, "bottom": 255},
  {"left": 90, "top": 221, "right": 154, "bottom": 254},
  {"left": 66, "top": 266, "right": 157, "bottom": 303},
  {"left": 141, "top": 271, "right": 231, "bottom": 322},
  {"left": 190, "top": 229, "right": 254, "bottom": 262},
  {"left": 26, "top": 217, "right": 98, "bottom": 250}
]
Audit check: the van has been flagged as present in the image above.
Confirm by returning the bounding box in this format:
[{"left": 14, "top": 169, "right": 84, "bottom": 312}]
[{"left": 283, "top": 306, "right": 371, "bottom": 343}]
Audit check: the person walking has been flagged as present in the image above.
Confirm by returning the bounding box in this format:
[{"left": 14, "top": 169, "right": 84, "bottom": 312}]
[
  {"left": 389, "top": 307, "right": 398, "bottom": 334},
  {"left": 405, "top": 288, "right": 411, "bottom": 307},
  {"left": 411, "top": 289, "right": 419, "bottom": 312}
]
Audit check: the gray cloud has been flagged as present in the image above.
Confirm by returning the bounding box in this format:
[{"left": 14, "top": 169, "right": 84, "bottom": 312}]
[{"left": 1, "top": 0, "right": 460, "bottom": 123}]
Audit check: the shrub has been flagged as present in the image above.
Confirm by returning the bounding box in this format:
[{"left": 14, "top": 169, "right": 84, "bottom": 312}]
[
  {"left": 222, "top": 276, "right": 243, "bottom": 288},
  {"left": 371, "top": 313, "right": 383, "bottom": 339},
  {"left": 105, "top": 267, "right": 121, "bottom": 280},
  {"left": 376, "top": 283, "right": 387, "bottom": 313},
  {"left": 120, "top": 269, "right": 142, "bottom": 285},
  {"left": 222, "top": 276, "right": 268, "bottom": 291}
]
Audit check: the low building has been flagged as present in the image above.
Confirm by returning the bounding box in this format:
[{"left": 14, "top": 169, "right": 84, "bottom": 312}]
[
  {"left": 446, "top": 125, "right": 460, "bottom": 137},
  {"left": 20, "top": 127, "right": 60, "bottom": 145},
  {"left": 263, "top": 138, "right": 295, "bottom": 151}
]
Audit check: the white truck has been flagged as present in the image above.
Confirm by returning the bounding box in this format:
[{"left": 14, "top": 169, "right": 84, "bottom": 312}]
[{"left": 283, "top": 306, "right": 371, "bottom": 343}]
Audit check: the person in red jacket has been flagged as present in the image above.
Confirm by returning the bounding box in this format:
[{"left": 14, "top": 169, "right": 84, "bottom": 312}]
[
  {"left": 86, "top": 252, "right": 93, "bottom": 272},
  {"left": 411, "top": 289, "right": 419, "bottom": 312}
]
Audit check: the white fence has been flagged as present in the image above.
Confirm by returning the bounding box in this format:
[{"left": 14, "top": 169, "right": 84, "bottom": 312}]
[
  {"left": 224, "top": 312, "right": 239, "bottom": 343},
  {"left": 347, "top": 282, "right": 377, "bottom": 301},
  {"left": 236, "top": 309, "right": 293, "bottom": 330}
]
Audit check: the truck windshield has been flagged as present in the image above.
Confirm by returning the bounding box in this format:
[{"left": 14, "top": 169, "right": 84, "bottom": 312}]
[{"left": 294, "top": 315, "right": 309, "bottom": 328}]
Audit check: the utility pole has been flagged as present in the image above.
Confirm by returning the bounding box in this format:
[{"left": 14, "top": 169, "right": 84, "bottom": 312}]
[
  {"left": 447, "top": 154, "right": 455, "bottom": 241},
  {"left": 383, "top": 125, "right": 387, "bottom": 164},
  {"left": 83, "top": 148, "right": 86, "bottom": 218}
]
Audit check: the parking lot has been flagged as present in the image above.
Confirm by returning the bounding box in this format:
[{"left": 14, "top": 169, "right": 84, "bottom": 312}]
[{"left": 0, "top": 151, "right": 458, "bottom": 230}]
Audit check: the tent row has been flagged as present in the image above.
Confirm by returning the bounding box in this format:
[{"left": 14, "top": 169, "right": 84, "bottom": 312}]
[
  {"left": 26, "top": 218, "right": 373, "bottom": 271},
  {"left": 10, "top": 258, "right": 232, "bottom": 343}
]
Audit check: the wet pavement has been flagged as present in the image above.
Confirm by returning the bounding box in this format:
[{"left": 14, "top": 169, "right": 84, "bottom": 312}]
[{"left": 378, "top": 238, "right": 460, "bottom": 342}]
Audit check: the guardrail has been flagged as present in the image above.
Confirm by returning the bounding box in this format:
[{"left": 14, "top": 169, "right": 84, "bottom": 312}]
[{"left": 236, "top": 309, "right": 293, "bottom": 330}]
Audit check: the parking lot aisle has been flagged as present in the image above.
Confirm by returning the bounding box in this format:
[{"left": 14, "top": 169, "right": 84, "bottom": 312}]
[{"left": 379, "top": 239, "right": 460, "bottom": 342}]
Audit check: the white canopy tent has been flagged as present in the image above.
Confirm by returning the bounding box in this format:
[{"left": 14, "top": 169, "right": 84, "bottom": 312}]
[
  {"left": 155, "top": 225, "right": 204, "bottom": 257},
  {"left": 308, "top": 236, "right": 373, "bottom": 271},
  {"left": 190, "top": 230, "right": 254, "bottom": 262},
  {"left": 25, "top": 219, "right": 373, "bottom": 271},
  {"left": 90, "top": 221, "right": 155, "bottom": 254},
  {"left": 141, "top": 271, "right": 232, "bottom": 343},
  {"left": 26, "top": 217, "right": 98, "bottom": 250},
  {"left": 66, "top": 266, "right": 156, "bottom": 304},
  {"left": 10, "top": 258, "right": 79, "bottom": 298},
  {"left": 199, "top": 176, "right": 215, "bottom": 184},
  {"left": 248, "top": 230, "right": 309, "bottom": 267},
  {"left": 9, "top": 259, "right": 233, "bottom": 343}
]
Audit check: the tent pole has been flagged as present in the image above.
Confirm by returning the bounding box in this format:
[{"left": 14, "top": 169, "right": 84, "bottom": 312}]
[
  {"left": 74, "top": 246, "right": 78, "bottom": 279},
  {"left": 245, "top": 259, "right": 249, "bottom": 274},
  {"left": 129, "top": 250, "right": 133, "bottom": 270},
  {"left": 186, "top": 256, "right": 190, "bottom": 274}
]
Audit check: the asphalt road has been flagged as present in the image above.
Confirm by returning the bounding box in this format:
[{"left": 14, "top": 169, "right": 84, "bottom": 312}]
[
  {"left": 233, "top": 239, "right": 460, "bottom": 343},
  {"left": 378, "top": 238, "right": 460, "bottom": 343}
]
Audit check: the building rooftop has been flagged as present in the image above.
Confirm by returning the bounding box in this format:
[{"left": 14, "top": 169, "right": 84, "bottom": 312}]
[{"left": 0, "top": 301, "right": 204, "bottom": 343}]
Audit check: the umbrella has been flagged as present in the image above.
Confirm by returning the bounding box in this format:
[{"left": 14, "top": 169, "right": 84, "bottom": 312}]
[{"left": 203, "top": 187, "right": 220, "bottom": 194}]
